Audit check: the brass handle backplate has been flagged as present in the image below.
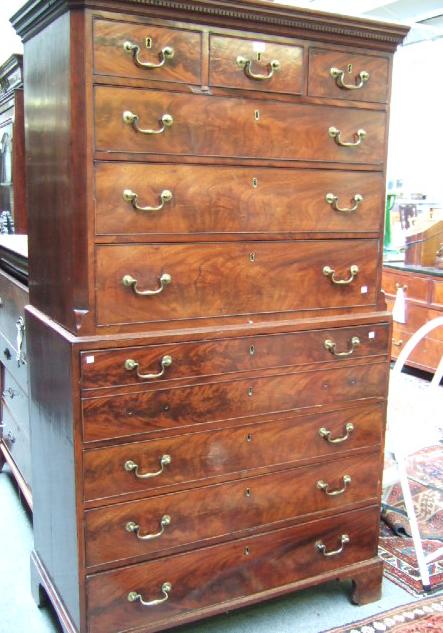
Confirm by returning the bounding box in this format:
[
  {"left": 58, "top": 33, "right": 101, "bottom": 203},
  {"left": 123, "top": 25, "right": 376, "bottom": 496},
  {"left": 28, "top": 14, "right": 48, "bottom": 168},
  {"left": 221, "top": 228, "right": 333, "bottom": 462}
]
[
  {"left": 319, "top": 422, "right": 354, "bottom": 444},
  {"left": 330, "top": 67, "right": 369, "bottom": 90},
  {"left": 392, "top": 338, "right": 404, "bottom": 347},
  {"left": 325, "top": 193, "right": 364, "bottom": 213},
  {"left": 123, "top": 110, "right": 174, "bottom": 135},
  {"left": 324, "top": 336, "right": 360, "bottom": 357},
  {"left": 128, "top": 582, "right": 172, "bottom": 607},
  {"left": 236, "top": 55, "right": 280, "bottom": 80},
  {"left": 323, "top": 265, "right": 359, "bottom": 285},
  {"left": 316, "top": 474, "right": 352, "bottom": 496},
  {"left": 126, "top": 515, "right": 171, "bottom": 541},
  {"left": 124, "top": 454, "right": 172, "bottom": 479},
  {"left": 125, "top": 355, "right": 173, "bottom": 380},
  {"left": 316, "top": 534, "right": 350, "bottom": 557},
  {"left": 122, "top": 273, "right": 172, "bottom": 296},
  {"left": 123, "top": 41, "right": 175, "bottom": 69},
  {"left": 328, "top": 127, "right": 367, "bottom": 147},
  {"left": 123, "top": 189, "right": 173, "bottom": 212}
]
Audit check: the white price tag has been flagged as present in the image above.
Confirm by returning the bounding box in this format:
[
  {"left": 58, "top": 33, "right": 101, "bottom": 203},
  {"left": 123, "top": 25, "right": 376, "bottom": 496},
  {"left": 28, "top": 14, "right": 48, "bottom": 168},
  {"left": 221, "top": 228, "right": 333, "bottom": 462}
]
[
  {"left": 85, "top": 355, "right": 95, "bottom": 364},
  {"left": 252, "top": 41, "right": 266, "bottom": 53},
  {"left": 360, "top": 286, "right": 368, "bottom": 294},
  {"left": 368, "top": 331, "right": 375, "bottom": 339}
]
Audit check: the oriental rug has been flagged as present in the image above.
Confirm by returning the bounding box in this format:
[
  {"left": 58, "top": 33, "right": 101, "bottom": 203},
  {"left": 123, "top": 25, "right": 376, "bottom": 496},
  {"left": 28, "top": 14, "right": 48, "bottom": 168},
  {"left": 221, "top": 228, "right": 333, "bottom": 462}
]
[{"left": 323, "top": 594, "right": 443, "bottom": 633}]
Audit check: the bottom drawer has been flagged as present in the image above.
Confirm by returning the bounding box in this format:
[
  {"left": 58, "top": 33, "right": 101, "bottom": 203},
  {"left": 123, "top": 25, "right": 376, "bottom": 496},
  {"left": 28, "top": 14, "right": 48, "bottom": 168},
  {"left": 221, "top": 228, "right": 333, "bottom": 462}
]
[
  {"left": 86, "top": 506, "right": 379, "bottom": 633},
  {"left": 1, "top": 405, "right": 31, "bottom": 488}
]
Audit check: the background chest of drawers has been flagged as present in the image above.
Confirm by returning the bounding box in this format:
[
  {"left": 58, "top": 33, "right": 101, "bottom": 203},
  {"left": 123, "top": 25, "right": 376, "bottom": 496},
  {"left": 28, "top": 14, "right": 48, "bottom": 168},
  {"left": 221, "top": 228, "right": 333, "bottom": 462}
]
[{"left": 11, "top": 1, "right": 408, "bottom": 632}]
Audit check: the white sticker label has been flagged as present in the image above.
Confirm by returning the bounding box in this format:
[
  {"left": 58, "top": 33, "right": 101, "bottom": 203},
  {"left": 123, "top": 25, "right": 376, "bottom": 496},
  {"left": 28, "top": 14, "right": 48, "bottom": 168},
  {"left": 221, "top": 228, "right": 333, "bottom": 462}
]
[
  {"left": 253, "top": 41, "right": 266, "bottom": 53},
  {"left": 361, "top": 286, "right": 368, "bottom": 294},
  {"left": 368, "top": 331, "right": 375, "bottom": 339},
  {"left": 85, "top": 355, "right": 95, "bottom": 364}
]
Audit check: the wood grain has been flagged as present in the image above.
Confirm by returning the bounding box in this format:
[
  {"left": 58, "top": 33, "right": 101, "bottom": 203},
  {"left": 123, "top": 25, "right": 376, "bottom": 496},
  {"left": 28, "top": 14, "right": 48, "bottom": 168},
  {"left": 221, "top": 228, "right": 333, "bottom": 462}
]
[
  {"left": 94, "top": 87, "right": 387, "bottom": 165},
  {"left": 95, "top": 163, "right": 385, "bottom": 238}
]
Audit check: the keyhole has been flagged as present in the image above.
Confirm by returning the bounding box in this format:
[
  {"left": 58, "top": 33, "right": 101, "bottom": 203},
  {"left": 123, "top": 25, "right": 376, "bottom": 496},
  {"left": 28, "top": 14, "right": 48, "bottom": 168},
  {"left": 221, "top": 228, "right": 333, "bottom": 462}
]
[
  {"left": 249, "top": 252, "right": 256, "bottom": 263},
  {"left": 256, "top": 52, "right": 262, "bottom": 62},
  {"left": 245, "top": 488, "right": 252, "bottom": 497},
  {"left": 248, "top": 387, "right": 253, "bottom": 397},
  {"left": 244, "top": 546, "right": 250, "bottom": 555},
  {"left": 145, "top": 37, "right": 153, "bottom": 49},
  {"left": 249, "top": 344, "right": 255, "bottom": 356},
  {"left": 246, "top": 433, "right": 253, "bottom": 442},
  {"left": 254, "top": 110, "right": 260, "bottom": 121},
  {"left": 347, "top": 63, "right": 353, "bottom": 73},
  {"left": 252, "top": 177, "right": 258, "bottom": 188}
]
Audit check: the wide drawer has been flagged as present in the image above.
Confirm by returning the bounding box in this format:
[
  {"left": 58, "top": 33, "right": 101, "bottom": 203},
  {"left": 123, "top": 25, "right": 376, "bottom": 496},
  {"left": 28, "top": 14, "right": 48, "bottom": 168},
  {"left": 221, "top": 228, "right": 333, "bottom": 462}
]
[
  {"left": 83, "top": 402, "right": 384, "bottom": 499},
  {"left": 390, "top": 321, "right": 443, "bottom": 372},
  {"left": 0, "top": 329, "right": 28, "bottom": 394},
  {"left": 1, "top": 403, "right": 31, "bottom": 488},
  {"left": 0, "top": 269, "right": 28, "bottom": 351},
  {"left": 2, "top": 370, "right": 29, "bottom": 433},
  {"left": 308, "top": 48, "right": 389, "bottom": 103},
  {"left": 94, "top": 87, "right": 386, "bottom": 165},
  {"left": 93, "top": 19, "right": 202, "bottom": 85},
  {"left": 96, "top": 240, "right": 380, "bottom": 327},
  {"left": 95, "top": 163, "right": 384, "bottom": 237},
  {"left": 81, "top": 323, "right": 389, "bottom": 390},
  {"left": 86, "top": 506, "right": 379, "bottom": 633},
  {"left": 382, "top": 269, "right": 429, "bottom": 302},
  {"left": 82, "top": 361, "right": 387, "bottom": 447},
  {"left": 85, "top": 450, "right": 379, "bottom": 568},
  {"left": 209, "top": 35, "right": 303, "bottom": 95}
]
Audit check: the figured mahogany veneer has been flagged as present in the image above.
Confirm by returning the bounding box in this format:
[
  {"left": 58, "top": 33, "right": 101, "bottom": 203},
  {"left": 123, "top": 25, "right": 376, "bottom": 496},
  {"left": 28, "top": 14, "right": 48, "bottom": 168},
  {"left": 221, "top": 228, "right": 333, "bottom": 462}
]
[
  {"left": 308, "top": 49, "right": 389, "bottom": 103},
  {"left": 95, "top": 87, "right": 387, "bottom": 165},
  {"left": 86, "top": 506, "right": 380, "bottom": 633},
  {"left": 12, "top": 0, "right": 408, "bottom": 630},
  {"left": 95, "top": 163, "right": 385, "bottom": 238},
  {"left": 96, "top": 240, "right": 379, "bottom": 326}
]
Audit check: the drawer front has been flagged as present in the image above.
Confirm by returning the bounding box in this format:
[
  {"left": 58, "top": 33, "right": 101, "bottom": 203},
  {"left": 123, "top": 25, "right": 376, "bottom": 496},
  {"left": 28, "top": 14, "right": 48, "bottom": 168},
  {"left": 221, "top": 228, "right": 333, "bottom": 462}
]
[
  {"left": 209, "top": 35, "right": 303, "bottom": 94},
  {"left": 96, "top": 240, "right": 379, "bottom": 327},
  {"left": 86, "top": 506, "right": 379, "bottom": 633},
  {"left": 82, "top": 362, "right": 388, "bottom": 447},
  {"left": 2, "top": 370, "right": 29, "bottom": 434},
  {"left": 390, "top": 321, "right": 443, "bottom": 372},
  {"left": 81, "top": 323, "right": 389, "bottom": 389},
  {"left": 308, "top": 49, "right": 389, "bottom": 103},
  {"left": 0, "top": 270, "right": 28, "bottom": 351},
  {"left": 95, "top": 87, "right": 386, "bottom": 165},
  {"left": 95, "top": 163, "right": 384, "bottom": 237},
  {"left": 85, "top": 451, "right": 379, "bottom": 567},
  {"left": 93, "top": 19, "right": 202, "bottom": 84},
  {"left": 382, "top": 269, "right": 429, "bottom": 302},
  {"left": 1, "top": 404, "right": 31, "bottom": 488},
  {"left": 431, "top": 279, "right": 443, "bottom": 308},
  {"left": 0, "top": 330, "right": 28, "bottom": 394}
]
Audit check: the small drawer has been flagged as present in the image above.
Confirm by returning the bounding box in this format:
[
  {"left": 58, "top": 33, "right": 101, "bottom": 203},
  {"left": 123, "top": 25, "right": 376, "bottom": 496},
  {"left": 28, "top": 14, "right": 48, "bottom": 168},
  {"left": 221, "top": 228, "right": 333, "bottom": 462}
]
[
  {"left": 1, "top": 403, "right": 31, "bottom": 488},
  {"left": 86, "top": 506, "right": 379, "bottom": 633},
  {"left": 2, "top": 370, "right": 29, "bottom": 434},
  {"left": 382, "top": 270, "right": 428, "bottom": 302},
  {"left": 95, "top": 87, "right": 387, "bottom": 165},
  {"left": 85, "top": 450, "right": 379, "bottom": 568},
  {"left": 81, "top": 323, "right": 389, "bottom": 389},
  {"left": 308, "top": 48, "right": 389, "bottom": 103},
  {"left": 0, "top": 270, "right": 28, "bottom": 351},
  {"left": 93, "top": 19, "right": 202, "bottom": 85},
  {"left": 95, "top": 163, "right": 385, "bottom": 238},
  {"left": 96, "top": 240, "right": 379, "bottom": 327},
  {"left": 209, "top": 35, "right": 303, "bottom": 94},
  {"left": 83, "top": 395, "right": 385, "bottom": 504}
]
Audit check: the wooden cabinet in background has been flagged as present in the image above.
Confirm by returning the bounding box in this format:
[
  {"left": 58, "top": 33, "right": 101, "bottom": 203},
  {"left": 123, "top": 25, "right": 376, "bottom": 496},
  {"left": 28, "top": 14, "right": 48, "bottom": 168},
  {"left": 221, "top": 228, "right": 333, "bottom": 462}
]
[{"left": 383, "top": 264, "right": 443, "bottom": 373}]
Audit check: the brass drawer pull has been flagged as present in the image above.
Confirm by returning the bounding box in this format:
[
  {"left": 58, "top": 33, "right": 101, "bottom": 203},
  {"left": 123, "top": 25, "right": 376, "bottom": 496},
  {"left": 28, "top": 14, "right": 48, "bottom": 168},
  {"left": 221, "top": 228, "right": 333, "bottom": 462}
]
[
  {"left": 316, "top": 474, "right": 351, "bottom": 496},
  {"left": 123, "top": 111, "right": 174, "bottom": 135},
  {"left": 128, "top": 582, "right": 172, "bottom": 607},
  {"left": 124, "top": 355, "right": 173, "bottom": 380},
  {"left": 325, "top": 192, "right": 363, "bottom": 213},
  {"left": 328, "top": 127, "right": 366, "bottom": 147},
  {"left": 126, "top": 515, "right": 171, "bottom": 540},
  {"left": 123, "top": 189, "right": 173, "bottom": 212},
  {"left": 124, "top": 454, "right": 172, "bottom": 479},
  {"left": 16, "top": 316, "right": 26, "bottom": 366},
  {"left": 330, "top": 67, "right": 369, "bottom": 90},
  {"left": 324, "top": 336, "right": 360, "bottom": 357},
  {"left": 323, "top": 265, "right": 359, "bottom": 285},
  {"left": 319, "top": 422, "right": 354, "bottom": 444},
  {"left": 236, "top": 55, "right": 280, "bottom": 81},
  {"left": 316, "top": 534, "right": 350, "bottom": 557},
  {"left": 392, "top": 338, "right": 403, "bottom": 347},
  {"left": 122, "top": 273, "right": 172, "bottom": 296},
  {"left": 123, "top": 41, "right": 175, "bottom": 69}
]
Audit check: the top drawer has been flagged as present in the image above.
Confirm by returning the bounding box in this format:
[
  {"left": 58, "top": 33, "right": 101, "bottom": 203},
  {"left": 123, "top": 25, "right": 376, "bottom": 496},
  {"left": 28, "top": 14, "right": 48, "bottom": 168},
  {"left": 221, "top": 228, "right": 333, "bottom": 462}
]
[
  {"left": 209, "top": 35, "right": 304, "bottom": 95},
  {"left": 0, "top": 270, "right": 28, "bottom": 349},
  {"left": 93, "top": 19, "right": 202, "bottom": 85},
  {"left": 308, "top": 49, "right": 389, "bottom": 103}
]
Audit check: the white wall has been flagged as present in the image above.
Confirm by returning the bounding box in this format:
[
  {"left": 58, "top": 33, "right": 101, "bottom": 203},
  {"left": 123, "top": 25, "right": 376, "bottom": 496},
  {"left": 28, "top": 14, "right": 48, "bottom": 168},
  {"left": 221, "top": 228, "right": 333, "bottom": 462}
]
[{"left": 0, "top": 1, "right": 24, "bottom": 62}]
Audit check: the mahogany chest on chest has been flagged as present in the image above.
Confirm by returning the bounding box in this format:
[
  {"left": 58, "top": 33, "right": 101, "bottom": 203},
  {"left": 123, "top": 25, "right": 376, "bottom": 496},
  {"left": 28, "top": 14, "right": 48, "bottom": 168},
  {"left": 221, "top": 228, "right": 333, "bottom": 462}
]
[{"left": 11, "top": 1, "right": 408, "bottom": 631}]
